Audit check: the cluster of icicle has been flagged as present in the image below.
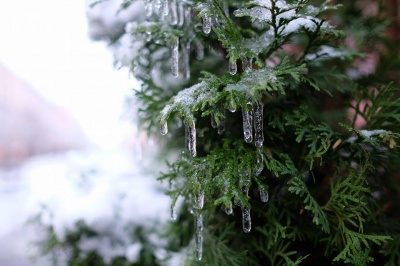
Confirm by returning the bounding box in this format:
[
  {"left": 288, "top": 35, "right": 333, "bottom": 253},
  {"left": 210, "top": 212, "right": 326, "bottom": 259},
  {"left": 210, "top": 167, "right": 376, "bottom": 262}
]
[
  {"left": 143, "top": 0, "right": 208, "bottom": 79},
  {"left": 157, "top": 1, "right": 268, "bottom": 261}
]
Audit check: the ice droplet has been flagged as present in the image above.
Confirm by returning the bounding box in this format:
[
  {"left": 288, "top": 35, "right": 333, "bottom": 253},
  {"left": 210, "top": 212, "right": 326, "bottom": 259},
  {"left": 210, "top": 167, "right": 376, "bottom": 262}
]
[
  {"left": 188, "top": 122, "right": 197, "bottom": 157},
  {"left": 195, "top": 213, "right": 204, "bottom": 260},
  {"left": 178, "top": 2, "right": 185, "bottom": 26},
  {"left": 210, "top": 113, "right": 217, "bottom": 128},
  {"left": 170, "top": 0, "right": 178, "bottom": 25},
  {"left": 171, "top": 204, "right": 177, "bottom": 220},
  {"left": 171, "top": 37, "right": 179, "bottom": 78},
  {"left": 203, "top": 16, "right": 212, "bottom": 34},
  {"left": 194, "top": 190, "right": 205, "bottom": 209},
  {"left": 242, "top": 102, "right": 253, "bottom": 143},
  {"left": 224, "top": 201, "right": 233, "bottom": 215},
  {"left": 195, "top": 39, "right": 204, "bottom": 60},
  {"left": 255, "top": 148, "right": 264, "bottom": 175},
  {"left": 182, "top": 41, "right": 191, "bottom": 79},
  {"left": 160, "top": 122, "right": 168, "bottom": 135},
  {"left": 229, "top": 59, "right": 237, "bottom": 75},
  {"left": 260, "top": 187, "right": 269, "bottom": 203},
  {"left": 253, "top": 100, "right": 264, "bottom": 148},
  {"left": 242, "top": 207, "right": 251, "bottom": 233},
  {"left": 229, "top": 98, "right": 236, "bottom": 112}
]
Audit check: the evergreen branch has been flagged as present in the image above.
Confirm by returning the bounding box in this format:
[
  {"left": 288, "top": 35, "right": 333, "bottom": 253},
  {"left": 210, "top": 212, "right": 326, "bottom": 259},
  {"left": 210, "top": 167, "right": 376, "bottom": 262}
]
[{"left": 287, "top": 176, "right": 330, "bottom": 233}]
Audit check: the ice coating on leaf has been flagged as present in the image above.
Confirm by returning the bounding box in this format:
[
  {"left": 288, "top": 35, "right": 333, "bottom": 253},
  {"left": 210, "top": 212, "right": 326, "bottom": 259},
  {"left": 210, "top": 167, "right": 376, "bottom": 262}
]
[
  {"left": 359, "top": 129, "right": 389, "bottom": 139},
  {"left": 242, "top": 102, "right": 253, "bottom": 143},
  {"left": 170, "top": 0, "right": 178, "bottom": 25},
  {"left": 253, "top": 100, "right": 264, "bottom": 148},
  {"left": 226, "top": 68, "right": 279, "bottom": 94},
  {"left": 188, "top": 122, "right": 197, "bottom": 157},
  {"left": 171, "top": 37, "right": 179, "bottom": 77},
  {"left": 229, "top": 59, "right": 237, "bottom": 75},
  {"left": 160, "top": 122, "right": 168, "bottom": 135},
  {"left": 242, "top": 207, "right": 251, "bottom": 233},
  {"left": 203, "top": 16, "right": 212, "bottom": 34},
  {"left": 260, "top": 187, "right": 269, "bottom": 203},
  {"left": 281, "top": 17, "right": 318, "bottom": 35},
  {"left": 194, "top": 190, "right": 205, "bottom": 209},
  {"left": 305, "top": 45, "right": 348, "bottom": 61},
  {"left": 195, "top": 213, "right": 204, "bottom": 260}
]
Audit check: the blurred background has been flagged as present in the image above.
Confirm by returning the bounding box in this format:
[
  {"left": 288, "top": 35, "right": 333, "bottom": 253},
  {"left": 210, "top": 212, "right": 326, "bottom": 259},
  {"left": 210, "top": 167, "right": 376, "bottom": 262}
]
[{"left": 0, "top": 1, "right": 170, "bottom": 265}]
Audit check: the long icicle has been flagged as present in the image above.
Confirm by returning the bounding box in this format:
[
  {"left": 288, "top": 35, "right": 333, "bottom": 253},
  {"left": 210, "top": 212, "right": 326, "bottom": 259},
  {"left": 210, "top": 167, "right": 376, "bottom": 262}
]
[
  {"left": 242, "top": 100, "right": 253, "bottom": 143},
  {"left": 195, "top": 213, "right": 204, "bottom": 260},
  {"left": 241, "top": 169, "right": 251, "bottom": 233},
  {"left": 188, "top": 121, "right": 197, "bottom": 157},
  {"left": 171, "top": 37, "right": 179, "bottom": 77},
  {"left": 253, "top": 100, "right": 264, "bottom": 148},
  {"left": 203, "top": 16, "right": 212, "bottom": 34},
  {"left": 255, "top": 147, "right": 264, "bottom": 175},
  {"left": 182, "top": 40, "right": 191, "bottom": 79},
  {"left": 170, "top": 0, "right": 178, "bottom": 25},
  {"left": 194, "top": 190, "right": 205, "bottom": 209}
]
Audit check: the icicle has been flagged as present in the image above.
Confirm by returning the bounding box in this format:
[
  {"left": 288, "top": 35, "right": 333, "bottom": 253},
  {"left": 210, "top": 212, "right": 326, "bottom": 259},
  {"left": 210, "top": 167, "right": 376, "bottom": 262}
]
[
  {"left": 195, "top": 39, "right": 204, "bottom": 60},
  {"left": 241, "top": 57, "right": 252, "bottom": 72},
  {"left": 194, "top": 190, "right": 205, "bottom": 209},
  {"left": 260, "top": 187, "right": 269, "bottom": 203},
  {"left": 185, "top": 122, "right": 190, "bottom": 151},
  {"left": 171, "top": 37, "right": 179, "bottom": 78},
  {"left": 161, "top": 0, "right": 169, "bottom": 16},
  {"left": 188, "top": 121, "right": 197, "bottom": 157},
  {"left": 254, "top": 147, "right": 264, "bottom": 175},
  {"left": 184, "top": 6, "right": 192, "bottom": 26},
  {"left": 145, "top": 0, "right": 153, "bottom": 17},
  {"left": 170, "top": 0, "right": 178, "bottom": 25},
  {"left": 229, "top": 58, "right": 237, "bottom": 75},
  {"left": 160, "top": 122, "right": 168, "bottom": 135},
  {"left": 242, "top": 101, "right": 253, "bottom": 143},
  {"left": 253, "top": 100, "right": 264, "bottom": 148},
  {"left": 229, "top": 97, "right": 236, "bottom": 113},
  {"left": 195, "top": 213, "right": 204, "bottom": 260},
  {"left": 171, "top": 204, "right": 177, "bottom": 220},
  {"left": 182, "top": 41, "right": 191, "bottom": 79},
  {"left": 178, "top": 2, "right": 185, "bottom": 26},
  {"left": 210, "top": 113, "right": 218, "bottom": 128},
  {"left": 242, "top": 207, "right": 251, "bottom": 233},
  {"left": 202, "top": 16, "right": 212, "bottom": 34},
  {"left": 224, "top": 201, "right": 233, "bottom": 215}
]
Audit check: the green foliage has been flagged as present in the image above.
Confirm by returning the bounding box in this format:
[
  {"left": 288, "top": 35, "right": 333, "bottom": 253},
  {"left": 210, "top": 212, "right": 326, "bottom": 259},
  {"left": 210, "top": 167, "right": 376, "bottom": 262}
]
[{"left": 40, "top": 0, "right": 400, "bottom": 265}]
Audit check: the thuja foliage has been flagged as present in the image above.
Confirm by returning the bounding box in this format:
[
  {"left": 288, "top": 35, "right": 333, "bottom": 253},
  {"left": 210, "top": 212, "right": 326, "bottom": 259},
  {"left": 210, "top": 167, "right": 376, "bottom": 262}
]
[
  {"left": 116, "top": 0, "right": 400, "bottom": 264},
  {"left": 94, "top": 0, "right": 400, "bottom": 265}
]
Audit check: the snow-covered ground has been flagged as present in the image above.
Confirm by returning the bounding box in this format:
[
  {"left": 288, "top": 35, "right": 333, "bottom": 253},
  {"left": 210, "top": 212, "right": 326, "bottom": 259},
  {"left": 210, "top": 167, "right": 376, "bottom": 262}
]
[{"left": 0, "top": 1, "right": 171, "bottom": 265}]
